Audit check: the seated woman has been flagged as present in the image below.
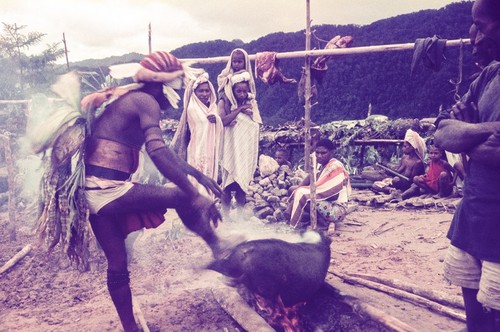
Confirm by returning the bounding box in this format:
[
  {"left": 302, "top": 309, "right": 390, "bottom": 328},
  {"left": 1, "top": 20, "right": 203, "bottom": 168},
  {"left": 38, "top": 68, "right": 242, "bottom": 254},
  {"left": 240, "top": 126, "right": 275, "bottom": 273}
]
[
  {"left": 285, "top": 138, "right": 351, "bottom": 231},
  {"left": 373, "top": 129, "right": 426, "bottom": 194}
]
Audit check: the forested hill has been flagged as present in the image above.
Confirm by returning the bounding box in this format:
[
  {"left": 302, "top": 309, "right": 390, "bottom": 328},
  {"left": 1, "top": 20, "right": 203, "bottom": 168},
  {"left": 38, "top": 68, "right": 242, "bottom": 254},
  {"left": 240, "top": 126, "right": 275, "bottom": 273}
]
[{"left": 74, "top": 1, "right": 475, "bottom": 126}]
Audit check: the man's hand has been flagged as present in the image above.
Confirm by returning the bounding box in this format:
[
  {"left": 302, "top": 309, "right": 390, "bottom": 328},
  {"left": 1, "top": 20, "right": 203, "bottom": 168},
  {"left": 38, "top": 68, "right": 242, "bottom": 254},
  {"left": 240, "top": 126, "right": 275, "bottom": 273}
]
[
  {"left": 450, "top": 101, "right": 479, "bottom": 123},
  {"left": 191, "top": 194, "right": 222, "bottom": 228},
  {"left": 196, "top": 173, "right": 223, "bottom": 198}
]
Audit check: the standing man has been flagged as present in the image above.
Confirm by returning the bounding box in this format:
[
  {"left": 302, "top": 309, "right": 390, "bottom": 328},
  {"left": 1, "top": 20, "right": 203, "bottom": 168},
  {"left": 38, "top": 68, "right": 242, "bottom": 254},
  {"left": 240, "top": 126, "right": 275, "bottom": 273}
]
[
  {"left": 435, "top": 1, "right": 500, "bottom": 331},
  {"left": 82, "top": 51, "right": 224, "bottom": 332}
]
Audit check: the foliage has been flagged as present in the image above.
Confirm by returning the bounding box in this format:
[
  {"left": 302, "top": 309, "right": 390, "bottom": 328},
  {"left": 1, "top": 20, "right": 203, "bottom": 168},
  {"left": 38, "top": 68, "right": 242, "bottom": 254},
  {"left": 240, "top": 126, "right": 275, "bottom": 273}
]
[{"left": 0, "top": 23, "right": 65, "bottom": 99}]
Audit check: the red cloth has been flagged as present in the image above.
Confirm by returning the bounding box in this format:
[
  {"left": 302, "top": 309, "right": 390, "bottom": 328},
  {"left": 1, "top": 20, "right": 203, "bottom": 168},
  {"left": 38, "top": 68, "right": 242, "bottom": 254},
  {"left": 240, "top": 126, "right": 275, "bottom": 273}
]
[
  {"left": 140, "top": 51, "right": 182, "bottom": 73},
  {"left": 423, "top": 160, "right": 450, "bottom": 193},
  {"left": 121, "top": 210, "right": 167, "bottom": 236}
]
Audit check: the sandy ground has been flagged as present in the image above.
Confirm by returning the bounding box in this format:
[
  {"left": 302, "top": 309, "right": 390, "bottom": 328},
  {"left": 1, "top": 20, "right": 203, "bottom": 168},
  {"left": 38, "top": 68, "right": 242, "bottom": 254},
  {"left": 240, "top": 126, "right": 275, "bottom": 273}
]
[{"left": 0, "top": 193, "right": 465, "bottom": 332}]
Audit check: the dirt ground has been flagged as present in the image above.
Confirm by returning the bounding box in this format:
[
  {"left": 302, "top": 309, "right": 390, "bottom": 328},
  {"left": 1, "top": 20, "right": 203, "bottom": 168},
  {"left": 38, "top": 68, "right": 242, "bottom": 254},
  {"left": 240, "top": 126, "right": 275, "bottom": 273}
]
[{"left": 0, "top": 190, "right": 466, "bottom": 332}]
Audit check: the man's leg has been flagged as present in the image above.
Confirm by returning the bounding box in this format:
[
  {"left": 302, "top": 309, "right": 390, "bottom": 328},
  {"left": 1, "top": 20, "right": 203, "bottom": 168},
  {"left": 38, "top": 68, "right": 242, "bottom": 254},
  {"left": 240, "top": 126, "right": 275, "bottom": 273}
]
[
  {"left": 90, "top": 214, "right": 138, "bottom": 332},
  {"left": 233, "top": 183, "right": 247, "bottom": 208},
  {"left": 462, "top": 287, "right": 495, "bottom": 332},
  {"left": 438, "top": 172, "right": 453, "bottom": 197}
]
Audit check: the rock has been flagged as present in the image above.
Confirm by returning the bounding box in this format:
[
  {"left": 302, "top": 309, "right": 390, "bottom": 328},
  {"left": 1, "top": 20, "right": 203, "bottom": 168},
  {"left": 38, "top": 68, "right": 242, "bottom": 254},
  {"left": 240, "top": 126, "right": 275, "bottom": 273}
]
[{"left": 255, "top": 207, "right": 274, "bottom": 219}]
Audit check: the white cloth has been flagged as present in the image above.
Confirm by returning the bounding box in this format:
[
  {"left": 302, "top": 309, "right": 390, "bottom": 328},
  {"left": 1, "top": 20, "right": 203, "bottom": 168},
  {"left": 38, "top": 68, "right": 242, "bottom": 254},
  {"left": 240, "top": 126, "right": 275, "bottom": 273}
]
[
  {"left": 404, "top": 129, "right": 426, "bottom": 161},
  {"left": 221, "top": 112, "right": 260, "bottom": 193},
  {"left": 85, "top": 176, "right": 134, "bottom": 214},
  {"left": 184, "top": 74, "right": 223, "bottom": 195}
]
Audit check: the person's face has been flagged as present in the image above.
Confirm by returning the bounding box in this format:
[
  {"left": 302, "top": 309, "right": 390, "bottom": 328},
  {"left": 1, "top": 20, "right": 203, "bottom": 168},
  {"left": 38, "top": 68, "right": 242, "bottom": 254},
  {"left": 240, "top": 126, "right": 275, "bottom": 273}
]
[
  {"left": 231, "top": 52, "right": 246, "bottom": 72},
  {"left": 315, "top": 146, "right": 332, "bottom": 166},
  {"left": 311, "top": 129, "right": 321, "bottom": 145},
  {"left": 470, "top": 24, "right": 496, "bottom": 67},
  {"left": 194, "top": 82, "right": 211, "bottom": 106},
  {"left": 472, "top": 0, "right": 500, "bottom": 60},
  {"left": 402, "top": 141, "right": 414, "bottom": 155},
  {"left": 233, "top": 82, "right": 249, "bottom": 102},
  {"left": 428, "top": 146, "right": 443, "bottom": 162},
  {"left": 274, "top": 151, "right": 288, "bottom": 166}
]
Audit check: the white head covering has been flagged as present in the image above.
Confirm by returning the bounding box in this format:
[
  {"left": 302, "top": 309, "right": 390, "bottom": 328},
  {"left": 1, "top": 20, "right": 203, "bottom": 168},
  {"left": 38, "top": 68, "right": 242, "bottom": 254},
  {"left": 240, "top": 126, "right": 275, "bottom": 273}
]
[
  {"left": 404, "top": 129, "right": 426, "bottom": 161},
  {"left": 217, "top": 48, "right": 256, "bottom": 97},
  {"left": 225, "top": 71, "right": 262, "bottom": 124}
]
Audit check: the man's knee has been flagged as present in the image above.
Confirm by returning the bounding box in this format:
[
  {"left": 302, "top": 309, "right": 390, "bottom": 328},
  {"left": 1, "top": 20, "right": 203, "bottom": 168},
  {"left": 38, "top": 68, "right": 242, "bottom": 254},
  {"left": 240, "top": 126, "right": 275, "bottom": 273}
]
[{"left": 107, "top": 269, "right": 130, "bottom": 290}]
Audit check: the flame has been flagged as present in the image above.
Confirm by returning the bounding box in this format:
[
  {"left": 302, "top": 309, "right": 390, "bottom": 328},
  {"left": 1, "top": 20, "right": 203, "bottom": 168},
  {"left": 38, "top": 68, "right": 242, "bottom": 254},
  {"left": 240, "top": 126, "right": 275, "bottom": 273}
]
[{"left": 254, "top": 294, "right": 304, "bottom": 332}]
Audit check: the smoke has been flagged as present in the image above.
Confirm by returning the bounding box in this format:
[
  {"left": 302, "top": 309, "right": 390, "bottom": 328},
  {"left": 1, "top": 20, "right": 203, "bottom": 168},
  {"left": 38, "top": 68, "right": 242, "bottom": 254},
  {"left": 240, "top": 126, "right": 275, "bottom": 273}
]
[{"left": 215, "top": 208, "right": 312, "bottom": 245}]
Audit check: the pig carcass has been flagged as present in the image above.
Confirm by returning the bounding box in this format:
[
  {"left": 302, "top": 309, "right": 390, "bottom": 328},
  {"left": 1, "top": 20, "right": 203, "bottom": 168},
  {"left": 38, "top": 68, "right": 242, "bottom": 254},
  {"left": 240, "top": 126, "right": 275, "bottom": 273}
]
[{"left": 207, "top": 231, "right": 331, "bottom": 307}]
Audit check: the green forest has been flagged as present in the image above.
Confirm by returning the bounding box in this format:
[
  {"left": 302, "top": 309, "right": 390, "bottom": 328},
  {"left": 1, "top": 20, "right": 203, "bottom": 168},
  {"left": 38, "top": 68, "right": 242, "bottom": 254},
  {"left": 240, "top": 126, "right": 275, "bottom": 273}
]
[{"left": 2, "top": 2, "right": 477, "bottom": 126}]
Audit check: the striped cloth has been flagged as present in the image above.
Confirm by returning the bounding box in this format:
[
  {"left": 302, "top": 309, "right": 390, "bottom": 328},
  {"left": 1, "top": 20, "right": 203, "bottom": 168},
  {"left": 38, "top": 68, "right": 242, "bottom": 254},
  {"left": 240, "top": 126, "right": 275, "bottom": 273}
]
[
  {"left": 289, "top": 158, "right": 350, "bottom": 228},
  {"left": 221, "top": 111, "right": 260, "bottom": 193}
]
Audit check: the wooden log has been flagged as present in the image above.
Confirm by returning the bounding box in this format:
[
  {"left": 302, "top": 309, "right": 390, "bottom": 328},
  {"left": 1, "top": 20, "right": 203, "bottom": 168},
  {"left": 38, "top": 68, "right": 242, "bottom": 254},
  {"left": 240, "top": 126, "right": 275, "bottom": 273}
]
[
  {"left": 353, "top": 139, "right": 404, "bottom": 145},
  {"left": 211, "top": 284, "right": 275, "bottom": 332},
  {"left": 342, "top": 296, "right": 419, "bottom": 332},
  {"left": 349, "top": 272, "right": 464, "bottom": 309},
  {"left": 0, "top": 244, "right": 32, "bottom": 275},
  {"left": 329, "top": 271, "right": 466, "bottom": 322}
]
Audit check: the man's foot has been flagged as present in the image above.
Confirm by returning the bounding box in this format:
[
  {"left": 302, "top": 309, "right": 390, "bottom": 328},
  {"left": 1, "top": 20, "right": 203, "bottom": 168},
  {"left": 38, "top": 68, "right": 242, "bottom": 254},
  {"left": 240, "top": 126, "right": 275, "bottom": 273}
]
[{"left": 389, "top": 189, "right": 403, "bottom": 202}]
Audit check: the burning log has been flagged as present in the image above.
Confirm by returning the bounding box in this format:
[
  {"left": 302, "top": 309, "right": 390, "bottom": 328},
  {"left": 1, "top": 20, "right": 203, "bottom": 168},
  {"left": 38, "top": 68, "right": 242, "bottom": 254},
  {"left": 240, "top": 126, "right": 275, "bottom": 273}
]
[{"left": 211, "top": 285, "right": 275, "bottom": 332}]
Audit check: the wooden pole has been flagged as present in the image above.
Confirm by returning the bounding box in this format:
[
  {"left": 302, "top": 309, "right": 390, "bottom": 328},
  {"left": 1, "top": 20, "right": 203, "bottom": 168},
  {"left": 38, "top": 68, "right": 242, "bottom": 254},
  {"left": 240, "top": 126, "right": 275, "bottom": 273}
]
[
  {"left": 2, "top": 133, "right": 17, "bottom": 241},
  {"left": 148, "top": 22, "right": 152, "bottom": 54},
  {"left": 62, "top": 33, "right": 70, "bottom": 72},
  {"left": 304, "top": 0, "right": 317, "bottom": 229},
  {"left": 181, "top": 39, "right": 470, "bottom": 64}
]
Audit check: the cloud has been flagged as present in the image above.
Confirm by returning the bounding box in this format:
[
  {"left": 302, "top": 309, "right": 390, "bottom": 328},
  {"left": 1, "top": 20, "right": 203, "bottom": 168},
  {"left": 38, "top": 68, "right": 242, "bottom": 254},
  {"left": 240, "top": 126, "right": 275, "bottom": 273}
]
[{"left": 2, "top": 0, "right": 462, "bottom": 62}]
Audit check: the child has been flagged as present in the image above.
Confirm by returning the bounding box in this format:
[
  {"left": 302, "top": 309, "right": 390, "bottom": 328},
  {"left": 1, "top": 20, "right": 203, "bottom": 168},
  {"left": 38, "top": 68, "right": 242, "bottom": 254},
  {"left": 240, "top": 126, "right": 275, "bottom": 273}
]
[
  {"left": 218, "top": 71, "right": 261, "bottom": 215},
  {"left": 401, "top": 144, "right": 454, "bottom": 199},
  {"left": 274, "top": 148, "right": 292, "bottom": 168},
  {"left": 217, "top": 48, "right": 256, "bottom": 104}
]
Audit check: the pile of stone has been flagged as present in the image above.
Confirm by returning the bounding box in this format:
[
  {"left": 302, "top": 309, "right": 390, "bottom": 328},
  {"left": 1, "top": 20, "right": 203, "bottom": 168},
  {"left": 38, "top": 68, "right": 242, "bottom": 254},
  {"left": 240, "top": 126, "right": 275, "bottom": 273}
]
[{"left": 244, "top": 156, "right": 306, "bottom": 223}]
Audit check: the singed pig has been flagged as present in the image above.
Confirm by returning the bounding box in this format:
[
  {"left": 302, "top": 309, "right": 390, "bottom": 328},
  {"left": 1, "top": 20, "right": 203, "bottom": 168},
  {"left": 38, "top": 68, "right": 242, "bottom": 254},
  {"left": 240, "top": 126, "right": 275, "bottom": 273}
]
[{"left": 207, "top": 230, "right": 331, "bottom": 307}]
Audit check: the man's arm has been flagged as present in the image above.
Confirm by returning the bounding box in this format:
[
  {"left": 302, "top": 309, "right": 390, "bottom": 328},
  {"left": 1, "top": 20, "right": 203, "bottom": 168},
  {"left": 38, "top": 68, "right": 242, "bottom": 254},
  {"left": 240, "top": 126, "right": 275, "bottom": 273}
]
[
  {"left": 468, "top": 131, "right": 500, "bottom": 167},
  {"left": 138, "top": 97, "right": 222, "bottom": 197},
  {"left": 434, "top": 119, "right": 500, "bottom": 153}
]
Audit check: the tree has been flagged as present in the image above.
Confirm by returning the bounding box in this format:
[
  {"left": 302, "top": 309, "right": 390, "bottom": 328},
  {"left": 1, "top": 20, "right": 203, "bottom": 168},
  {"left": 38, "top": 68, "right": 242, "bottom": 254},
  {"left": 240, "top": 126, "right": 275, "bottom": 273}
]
[{"left": 0, "top": 23, "right": 64, "bottom": 99}]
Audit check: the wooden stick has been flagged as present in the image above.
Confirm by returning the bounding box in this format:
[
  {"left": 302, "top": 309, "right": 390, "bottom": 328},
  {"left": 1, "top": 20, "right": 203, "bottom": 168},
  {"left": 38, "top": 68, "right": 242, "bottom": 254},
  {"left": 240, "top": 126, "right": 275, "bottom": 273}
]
[
  {"left": 348, "top": 272, "right": 464, "bottom": 309},
  {"left": 2, "top": 133, "right": 17, "bottom": 241},
  {"left": 329, "top": 271, "right": 466, "bottom": 322},
  {"left": 211, "top": 284, "right": 275, "bottom": 332},
  {"left": 375, "top": 163, "right": 410, "bottom": 182},
  {"left": 342, "top": 296, "right": 419, "bottom": 332},
  {"left": 0, "top": 244, "right": 32, "bottom": 274}
]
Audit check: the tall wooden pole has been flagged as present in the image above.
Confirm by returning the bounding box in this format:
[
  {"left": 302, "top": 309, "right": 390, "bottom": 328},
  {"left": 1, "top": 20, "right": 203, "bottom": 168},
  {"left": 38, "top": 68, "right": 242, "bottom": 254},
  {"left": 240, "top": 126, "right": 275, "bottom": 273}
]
[
  {"left": 148, "top": 22, "right": 152, "bottom": 54},
  {"left": 62, "top": 33, "right": 70, "bottom": 72},
  {"left": 304, "top": 0, "right": 317, "bottom": 229}
]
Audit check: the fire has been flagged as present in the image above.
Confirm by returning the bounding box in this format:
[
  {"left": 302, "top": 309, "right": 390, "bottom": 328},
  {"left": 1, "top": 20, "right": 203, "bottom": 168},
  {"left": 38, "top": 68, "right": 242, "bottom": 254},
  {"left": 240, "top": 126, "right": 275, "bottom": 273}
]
[{"left": 254, "top": 293, "right": 305, "bottom": 332}]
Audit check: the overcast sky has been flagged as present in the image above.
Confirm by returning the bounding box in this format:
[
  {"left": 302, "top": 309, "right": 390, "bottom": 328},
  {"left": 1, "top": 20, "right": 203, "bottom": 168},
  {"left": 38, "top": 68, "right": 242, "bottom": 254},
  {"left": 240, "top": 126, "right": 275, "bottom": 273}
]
[{"left": 3, "top": 0, "right": 467, "bottom": 62}]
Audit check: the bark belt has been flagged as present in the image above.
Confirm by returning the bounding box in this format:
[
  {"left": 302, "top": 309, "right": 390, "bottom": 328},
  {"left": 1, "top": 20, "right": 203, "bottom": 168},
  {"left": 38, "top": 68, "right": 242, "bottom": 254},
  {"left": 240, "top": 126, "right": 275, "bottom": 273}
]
[{"left": 85, "top": 164, "right": 130, "bottom": 181}]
